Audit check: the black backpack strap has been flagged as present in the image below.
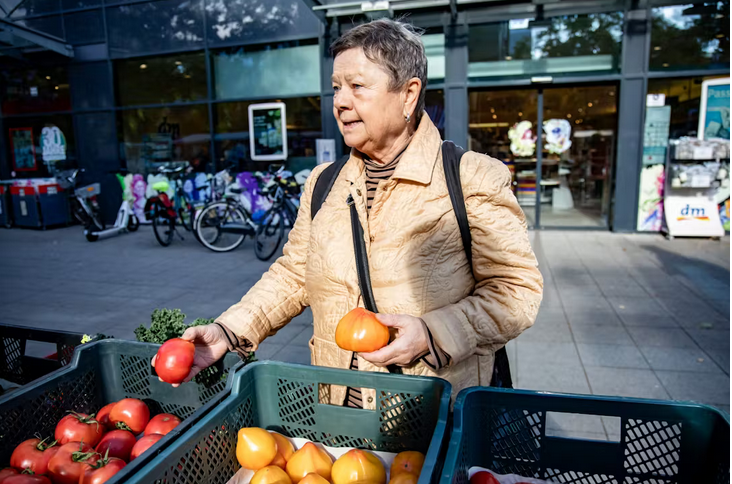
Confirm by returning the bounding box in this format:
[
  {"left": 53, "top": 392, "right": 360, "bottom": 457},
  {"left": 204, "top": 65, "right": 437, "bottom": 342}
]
[
  {"left": 442, "top": 140, "right": 513, "bottom": 389},
  {"left": 441, "top": 141, "right": 472, "bottom": 272},
  {"left": 311, "top": 155, "right": 349, "bottom": 220}
]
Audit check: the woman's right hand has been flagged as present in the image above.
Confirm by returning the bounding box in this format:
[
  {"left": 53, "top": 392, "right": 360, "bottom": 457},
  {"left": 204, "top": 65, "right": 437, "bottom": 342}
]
[{"left": 151, "top": 325, "right": 229, "bottom": 387}]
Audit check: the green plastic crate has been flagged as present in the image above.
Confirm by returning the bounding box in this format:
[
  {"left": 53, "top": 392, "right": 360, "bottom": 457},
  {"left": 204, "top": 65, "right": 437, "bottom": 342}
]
[
  {"left": 441, "top": 387, "right": 730, "bottom": 484},
  {"left": 126, "top": 361, "right": 452, "bottom": 484},
  {"left": 0, "top": 339, "right": 242, "bottom": 483}
]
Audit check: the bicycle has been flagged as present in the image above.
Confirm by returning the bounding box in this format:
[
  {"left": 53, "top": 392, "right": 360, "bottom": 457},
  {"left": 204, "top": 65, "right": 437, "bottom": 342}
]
[
  {"left": 194, "top": 166, "right": 301, "bottom": 259},
  {"left": 144, "top": 163, "right": 203, "bottom": 247}
]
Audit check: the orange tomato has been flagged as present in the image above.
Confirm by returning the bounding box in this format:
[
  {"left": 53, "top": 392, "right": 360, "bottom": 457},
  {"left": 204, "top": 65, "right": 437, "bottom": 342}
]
[
  {"left": 389, "top": 451, "right": 424, "bottom": 477},
  {"left": 236, "top": 428, "right": 278, "bottom": 470},
  {"left": 299, "top": 473, "right": 330, "bottom": 484},
  {"left": 389, "top": 474, "right": 418, "bottom": 484},
  {"left": 331, "top": 449, "right": 386, "bottom": 484},
  {"left": 250, "top": 465, "right": 292, "bottom": 484},
  {"left": 335, "top": 308, "right": 390, "bottom": 352},
  {"left": 270, "top": 433, "right": 295, "bottom": 469},
  {"left": 286, "top": 442, "right": 333, "bottom": 483}
]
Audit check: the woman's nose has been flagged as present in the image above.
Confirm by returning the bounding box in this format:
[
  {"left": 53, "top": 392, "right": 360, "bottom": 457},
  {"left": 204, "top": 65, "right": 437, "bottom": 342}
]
[{"left": 335, "top": 90, "right": 352, "bottom": 111}]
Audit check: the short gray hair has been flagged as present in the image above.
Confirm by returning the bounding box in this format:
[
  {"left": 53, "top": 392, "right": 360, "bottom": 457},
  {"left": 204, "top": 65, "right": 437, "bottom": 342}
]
[{"left": 331, "top": 18, "right": 428, "bottom": 120}]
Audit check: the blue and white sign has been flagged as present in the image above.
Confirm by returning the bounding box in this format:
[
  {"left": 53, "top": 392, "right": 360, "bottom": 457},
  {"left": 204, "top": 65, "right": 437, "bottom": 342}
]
[{"left": 698, "top": 78, "right": 730, "bottom": 140}]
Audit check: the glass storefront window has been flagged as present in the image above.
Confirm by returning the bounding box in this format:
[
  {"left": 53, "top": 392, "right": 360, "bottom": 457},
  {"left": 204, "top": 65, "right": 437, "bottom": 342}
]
[
  {"left": 650, "top": 2, "right": 729, "bottom": 71},
  {"left": 423, "top": 33, "right": 445, "bottom": 81},
  {"left": 4, "top": 114, "right": 76, "bottom": 177},
  {"left": 214, "top": 96, "right": 321, "bottom": 172},
  {"left": 1, "top": 64, "right": 71, "bottom": 115},
  {"left": 468, "top": 12, "right": 623, "bottom": 80},
  {"left": 64, "top": 9, "right": 105, "bottom": 45},
  {"left": 213, "top": 41, "right": 320, "bottom": 100},
  {"left": 424, "top": 90, "right": 445, "bottom": 139},
  {"left": 119, "top": 105, "right": 211, "bottom": 174},
  {"left": 14, "top": 15, "right": 63, "bottom": 38},
  {"left": 647, "top": 75, "right": 729, "bottom": 138},
  {"left": 205, "top": 0, "right": 321, "bottom": 45},
  {"left": 107, "top": 0, "right": 205, "bottom": 57},
  {"left": 115, "top": 52, "right": 207, "bottom": 106},
  {"left": 9, "top": 0, "right": 59, "bottom": 18}
]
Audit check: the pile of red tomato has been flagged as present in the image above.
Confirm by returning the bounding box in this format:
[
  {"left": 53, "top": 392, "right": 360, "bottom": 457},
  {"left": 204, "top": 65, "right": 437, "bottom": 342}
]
[{"left": 0, "top": 398, "right": 182, "bottom": 484}]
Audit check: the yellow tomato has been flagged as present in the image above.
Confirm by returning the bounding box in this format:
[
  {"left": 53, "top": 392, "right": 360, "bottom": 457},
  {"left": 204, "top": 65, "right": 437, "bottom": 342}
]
[
  {"left": 270, "top": 433, "right": 296, "bottom": 469},
  {"left": 236, "top": 428, "right": 278, "bottom": 470},
  {"left": 389, "top": 474, "right": 418, "bottom": 484},
  {"left": 286, "top": 442, "right": 333, "bottom": 483},
  {"left": 299, "top": 473, "right": 331, "bottom": 484},
  {"left": 250, "top": 465, "right": 293, "bottom": 484},
  {"left": 331, "top": 449, "right": 386, "bottom": 484}
]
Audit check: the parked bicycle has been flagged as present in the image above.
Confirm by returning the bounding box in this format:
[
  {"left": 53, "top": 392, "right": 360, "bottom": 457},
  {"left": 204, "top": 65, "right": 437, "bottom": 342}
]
[
  {"left": 194, "top": 165, "right": 302, "bottom": 260},
  {"left": 144, "top": 163, "right": 204, "bottom": 247}
]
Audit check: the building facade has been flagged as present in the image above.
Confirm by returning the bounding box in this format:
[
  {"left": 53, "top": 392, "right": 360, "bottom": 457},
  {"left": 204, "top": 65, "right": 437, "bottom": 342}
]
[{"left": 0, "top": 0, "right": 729, "bottom": 231}]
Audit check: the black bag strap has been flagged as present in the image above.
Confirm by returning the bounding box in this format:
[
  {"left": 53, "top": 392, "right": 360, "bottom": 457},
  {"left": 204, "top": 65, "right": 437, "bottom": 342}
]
[
  {"left": 347, "top": 193, "right": 401, "bottom": 375},
  {"left": 311, "top": 155, "right": 349, "bottom": 220},
  {"left": 441, "top": 140, "right": 513, "bottom": 389}
]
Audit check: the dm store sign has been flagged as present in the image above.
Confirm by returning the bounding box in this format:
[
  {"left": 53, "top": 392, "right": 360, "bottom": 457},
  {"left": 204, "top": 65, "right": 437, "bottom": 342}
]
[{"left": 665, "top": 198, "right": 725, "bottom": 237}]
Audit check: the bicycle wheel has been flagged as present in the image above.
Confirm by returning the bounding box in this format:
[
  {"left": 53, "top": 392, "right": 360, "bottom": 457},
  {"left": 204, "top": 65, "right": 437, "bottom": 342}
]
[
  {"left": 254, "top": 207, "right": 285, "bottom": 261},
  {"left": 152, "top": 209, "right": 175, "bottom": 247},
  {"left": 195, "top": 201, "right": 249, "bottom": 252},
  {"left": 178, "top": 193, "right": 194, "bottom": 232},
  {"left": 70, "top": 197, "right": 88, "bottom": 225}
]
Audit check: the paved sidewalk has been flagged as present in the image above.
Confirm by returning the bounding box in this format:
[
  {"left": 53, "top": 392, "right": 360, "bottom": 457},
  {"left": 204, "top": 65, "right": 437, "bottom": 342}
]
[{"left": 1, "top": 226, "right": 729, "bottom": 440}]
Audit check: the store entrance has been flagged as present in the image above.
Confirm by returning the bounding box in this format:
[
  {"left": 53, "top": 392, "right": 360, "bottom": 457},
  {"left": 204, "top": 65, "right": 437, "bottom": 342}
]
[{"left": 468, "top": 84, "right": 619, "bottom": 228}]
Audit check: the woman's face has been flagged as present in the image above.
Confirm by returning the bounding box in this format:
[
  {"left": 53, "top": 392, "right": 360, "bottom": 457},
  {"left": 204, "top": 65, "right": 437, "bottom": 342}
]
[{"left": 332, "top": 48, "right": 413, "bottom": 159}]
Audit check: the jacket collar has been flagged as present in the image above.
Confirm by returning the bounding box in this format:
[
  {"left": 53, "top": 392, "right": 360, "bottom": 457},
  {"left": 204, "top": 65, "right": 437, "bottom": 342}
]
[{"left": 343, "top": 112, "right": 442, "bottom": 185}]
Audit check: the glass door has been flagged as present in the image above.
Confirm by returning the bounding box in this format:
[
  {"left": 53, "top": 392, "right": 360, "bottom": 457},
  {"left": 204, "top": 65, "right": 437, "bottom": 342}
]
[{"left": 469, "top": 84, "right": 618, "bottom": 228}]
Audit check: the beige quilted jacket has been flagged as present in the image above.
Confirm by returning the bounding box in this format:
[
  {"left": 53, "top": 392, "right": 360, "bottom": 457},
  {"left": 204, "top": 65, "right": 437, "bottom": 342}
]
[{"left": 217, "top": 114, "right": 543, "bottom": 408}]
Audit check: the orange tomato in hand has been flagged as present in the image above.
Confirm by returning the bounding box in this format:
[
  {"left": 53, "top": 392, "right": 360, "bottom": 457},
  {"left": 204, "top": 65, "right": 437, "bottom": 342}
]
[{"left": 335, "top": 308, "right": 390, "bottom": 352}]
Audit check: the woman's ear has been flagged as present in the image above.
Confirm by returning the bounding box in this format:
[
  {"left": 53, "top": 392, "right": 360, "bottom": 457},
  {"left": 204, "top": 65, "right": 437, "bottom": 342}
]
[{"left": 403, "top": 77, "right": 422, "bottom": 119}]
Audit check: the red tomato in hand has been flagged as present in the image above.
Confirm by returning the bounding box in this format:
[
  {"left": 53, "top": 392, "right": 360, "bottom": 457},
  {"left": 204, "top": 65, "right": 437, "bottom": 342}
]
[
  {"left": 129, "top": 434, "right": 163, "bottom": 461},
  {"left": 3, "top": 475, "right": 52, "bottom": 484},
  {"left": 470, "top": 471, "right": 500, "bottom": 484},
  {"left": 47, "top": 441, "right": 98, "bottom": 484},
  {"left": 96, "top": 402, "right": 117, "bottom": 430},
  {"left": 79, "top": 456, "right": 126, "bottom": 484},
  {"left": 95, "top": 430, "right": 137, "bottom": 462},
  {"left": 55, "top": 412, "right": 105, "bottom": 447},
  {"left": 0, "top": 468, "right": 19, "bottom": 483},
  {"left": 10, "top": 438, "right": 60, "bottom": 474},
  {"left": 155, "top": 338, "right": 195, "bottom": 384},
  {"left": 109, "top": 398, "right": 150, "bottom": 434},
  {"left": 144, "top": 414, "right": 181, "bottom": 436}
]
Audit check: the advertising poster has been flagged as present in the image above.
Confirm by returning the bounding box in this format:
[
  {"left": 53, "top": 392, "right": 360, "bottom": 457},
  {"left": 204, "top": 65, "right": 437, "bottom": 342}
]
[
  {"left": 665, "top": 197, "right": 725, "bottom": 237},
  {"left": 10, "top": 128, "right": 37, "bottom": 171},
  {"left": 643, "top": 106, "right": 672, "bottom": 166},
  {"left": 41, "top": 125, "right": 67, "bottom": 164},
  {"left": 698, "top": 78, "right": 730, "bottom": 140},
  {"left": 637, "top": 164, "right": 665, "bottom": 232},
  {"left": 248, "top": 102, "right": 288, "bottom": 161}
]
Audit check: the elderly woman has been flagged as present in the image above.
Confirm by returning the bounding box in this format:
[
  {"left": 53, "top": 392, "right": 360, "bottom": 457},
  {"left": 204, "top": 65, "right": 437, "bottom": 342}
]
[{"left": 157, "top": 19, "right": 543, "bottom": 405}]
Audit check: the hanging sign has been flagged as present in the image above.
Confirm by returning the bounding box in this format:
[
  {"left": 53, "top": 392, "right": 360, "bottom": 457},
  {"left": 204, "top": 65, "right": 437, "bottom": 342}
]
[
  {"left": 248, "top": 102, "right": 288, "bottom": 162},
  {"left": 10, "top": 128, "right": 37, "bottom": 171},
  {"left": 41, "top": 125, "right": 67, "bottom": 163},
  {"left": 508, "top": 121, "right": 536, "bottom": 157},
  {"left": 543, "top": 119, "right": 572, "bottom": 154},
  {"left": 698, "top": 77, "right": 730, "bottom": 140}
]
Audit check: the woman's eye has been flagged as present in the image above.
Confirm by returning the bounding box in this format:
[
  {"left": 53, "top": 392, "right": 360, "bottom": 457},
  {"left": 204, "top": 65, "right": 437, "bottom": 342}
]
[
  {"left": 332, "top": 86, "right": 340, "bottom": 92},
  {"left": 353, "top": 84, "right": 362, "bottom": 89}
]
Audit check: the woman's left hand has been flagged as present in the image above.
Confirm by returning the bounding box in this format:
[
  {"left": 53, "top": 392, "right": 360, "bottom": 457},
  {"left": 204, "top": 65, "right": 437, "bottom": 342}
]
[{"left": 359, "top": 313, "right": 428, "bottom": 367}]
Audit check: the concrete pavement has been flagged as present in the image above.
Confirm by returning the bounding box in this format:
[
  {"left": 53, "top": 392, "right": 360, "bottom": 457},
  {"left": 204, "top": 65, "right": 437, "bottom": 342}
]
[{"left": 1, "top": 225, "right": 728, "bottom": 440}]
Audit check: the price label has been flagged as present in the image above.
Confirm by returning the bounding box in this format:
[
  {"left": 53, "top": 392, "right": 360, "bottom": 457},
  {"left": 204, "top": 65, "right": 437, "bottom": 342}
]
[
  {"left": 47, "top": 186, "right": 57, "bottom": 195},
  {"left": 20, "top": 200, "right": 27, "bottom": 217},
  {"left": 19, "top": 189, "right": 25, "bottom": 197}
]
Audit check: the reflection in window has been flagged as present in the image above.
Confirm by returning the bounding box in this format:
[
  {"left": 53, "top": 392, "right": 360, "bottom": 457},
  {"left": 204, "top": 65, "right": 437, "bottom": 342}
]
[
  {"left": 107, "top": 0, "right": 204, "bottom": 57},
  {"left": 1, "top": 64, "right": 71, "bottom": 115},
  {"left": 115, "top": 52, "right": 207, "bottom": 106},
  {"left": 119, "top": 105, "right": 211, "bottom": 174},
  {"left": 650, "top": 2, "right": 730, "bottom": 71},
  {"left": 64, "top": 10, "right": 105, "bottom": 45},
  {"left": 424, "top": 90, "right": 445, "bottom": 139},
  {"left": 9, "top": 0, "right": 59, "bottom": 18},
  {"left": 423, "top": 33, "right": 445, "bottom": 81},
  {"left": 215, "top": 97, "right": 321, "bottom": 173},
  {"left": 468, "top": 13, "right": 623, "bottom": 79},
  {"left": 205, "top": 0, "right": 321, "bottom": 45},
  {"left": 4, "top": 114, "right": 76, "bottom": 177},
  {"left": 14, "top": 15, "right": 63, "bottom": 38},
  {"left": 647, "top": 75, "right": 729, "bottom": 138},
  {"left": 213, "top": 41, "right": 320, "bottom": 100}
]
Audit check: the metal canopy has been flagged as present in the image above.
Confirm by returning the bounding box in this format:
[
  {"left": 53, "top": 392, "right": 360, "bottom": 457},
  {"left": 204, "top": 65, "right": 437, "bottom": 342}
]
[{"left": 0, "top": 0, "right": 74, "bottom": 58}]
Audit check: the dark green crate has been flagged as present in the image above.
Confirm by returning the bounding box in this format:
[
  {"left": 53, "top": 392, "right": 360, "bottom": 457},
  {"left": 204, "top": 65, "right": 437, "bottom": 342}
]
[
  {"left": 0, "top": 339, "right": 242, "bottom": 483},
  {"left": 126, "top": 361, "right": 452, "bottom": 484},
  {"left": 441, "top": 387, "right": 730, "bottom": 484}
]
